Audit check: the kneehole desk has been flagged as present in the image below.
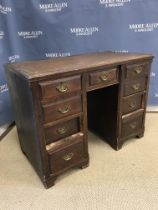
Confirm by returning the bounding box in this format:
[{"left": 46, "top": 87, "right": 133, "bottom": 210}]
[{"left": 5, "top": 51, "right": 153, "bottom": 188}]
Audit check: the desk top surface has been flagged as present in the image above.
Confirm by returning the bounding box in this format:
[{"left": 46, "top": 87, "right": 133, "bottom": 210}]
[{"left": 6, "top": 51, "right": 153, "bottom": 81}]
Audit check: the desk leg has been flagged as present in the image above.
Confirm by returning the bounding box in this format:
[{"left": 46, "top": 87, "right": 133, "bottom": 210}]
[
  {"left": 136, "top": 133, "right": 144, "bottom": 138},
  {"left": 80, "top": 163, "right": 89, "bottom": 169},
  {"left": 79, "top": 157, "right": 89, "bottom": 169},
  {"left": 116, "top": 142, "right": 123, "bottom": 151}
]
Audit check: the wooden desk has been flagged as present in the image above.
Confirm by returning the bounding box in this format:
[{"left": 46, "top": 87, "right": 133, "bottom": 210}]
[{"left": 5, "top": 52, "right": 153, "bottom": 188}]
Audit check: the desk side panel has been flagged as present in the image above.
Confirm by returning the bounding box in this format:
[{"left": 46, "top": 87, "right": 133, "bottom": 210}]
[{"left": 5, "top": 68, "right": 44, "bottom": 180}]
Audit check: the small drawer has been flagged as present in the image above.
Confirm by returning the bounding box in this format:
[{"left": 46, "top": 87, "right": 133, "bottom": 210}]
[
  {"left": 126, "top": 62, "right": 149, "bottom": 80},
  {"left": 42, "top": 95, "right": 82, "bottom": 123},
  {"left": 89, "top": 68, "right": 118, "bottom": 86},
  {"left": 121, "top": 112, "right": 144, "bottom": 137},
  {"left": 122, "top": 93, "right": 144, "bottom": 115},
  {"left": 47, "top": 135, "right": 84, "bottom": 174},
  {"left": 124, "top": 78, "right": 146, "bottom": 96},
  {"left": 44, "top": 118, "right": 80, "bottom": 145},
  {"left": 39, "top": 75, "right": 81, "bottom": 101}
]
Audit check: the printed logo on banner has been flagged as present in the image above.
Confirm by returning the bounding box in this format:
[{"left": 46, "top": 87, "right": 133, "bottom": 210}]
[
  {"left": 8, "top": 55, "right": 20, "bottom": 63},
  {"left": 45, "top": 52, "right": 71, "bottom": 58},
  {"left": 99, "top": 0, "right": 131, "bottom": 8},
  {"left": 0, "top": 84, "right": 8, "bottom": 94},
  {"left": 0, "top": 31, "right": 5, "bottom": 40},
  {"left": 18, "top": 31, "right": 43, "bottom": 39},
  {"left": 70, "top": 27, "right": 99, "bottom": 36},
  {"left": 39, "top": 2, "right": 68, "bottom": 12},
  {"left": 129, "top": 23, "right": 158, "bottom": 32},
  {"left": 113, "top": 50, "right": 129, "bottom": 53},
  {"left": 155, "top": 93, "right": 158, "bottom": 98},
  {"left": 0, "top": 4, "right": 12, "bottom": 14},
  {"left": 151, "top": 72, "right": 156, "bottom": 77}
]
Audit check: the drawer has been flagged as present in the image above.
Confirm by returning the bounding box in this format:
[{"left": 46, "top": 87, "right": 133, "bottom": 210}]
[
  {"left": 122, "top": 93, "right": 144, "bottom": 115},
  {"left": 126, "top": 62, "right": 149, "bottom": 80},
  {"left": 44, "top": 118, "right": 80, "bottom": 145},
  {"left": 47, "top": 135, "right": 84, "bottom": 174},
  {"left": 39, "top": 75, "right": 81, "bottom": 101},
  {"left": 121, "top": 112, "right": 144, "bottom": 137},
  {"left": 89, "top": 68, "right": 118, "bottom": 86},
  {"left": 42, "top": 95, "right": 82, "bottom": 123},
  {"left": 124, "top": 78, "right": 146, "bottom": 96}
]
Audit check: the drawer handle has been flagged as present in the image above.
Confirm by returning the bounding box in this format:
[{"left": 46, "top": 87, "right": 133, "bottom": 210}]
[
  {"left": 134, "top": 66, "right": 142, "bottom": 74},
  {"left": 129, "top": 122, "right": 137, "bottom": 129},
  {"left": 56, "top": 82, "right": 68, "bottom": 93},
  {"left": 57, "top": 127, "right": 67, "bottom": 135},
  {"left": 132, "top": 83, "right": 140, "bottom": 91},
  {"left": 63, "top": 152, "right": 74, "bottom": 161},
  {"left": 58, "top": 106, "right": 70, "bottom": 114},
  {"left": 129, "top": 102, "right": 136, "bottom": 108},
  {"left": 100, "top": 74, "right": 108, "bottom": 81}
]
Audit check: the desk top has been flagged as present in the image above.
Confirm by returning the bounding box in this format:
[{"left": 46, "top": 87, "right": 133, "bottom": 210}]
[{"left": 6, "top": 51, "right": 153, "bottom": 81}]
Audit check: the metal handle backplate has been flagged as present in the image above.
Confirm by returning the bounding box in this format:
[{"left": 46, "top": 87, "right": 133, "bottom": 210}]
[
  {"left": 129, "top": 122, "right": 137, "bottom": 129},
  {"left": 63, "top": 152, "right": 74, "bottom": 161},
  {"left": 57, "top": 127, "right": 67, "bottom": 135},
  {"left": 134, "top": 66, "right": 143, "bottom": 74},
  {"left": 100, "top": 74, "right": 108, "bottom": 81},
  {"left": 129, "top": 102, "right": 136, "bottom": 108},
  {"left": 58, "top": 106, "right": 70, "bottom": 114},
  {"left": 132, "top": 83, "right": 140, "bottom": 91},
  {"left": 56, "top": 82, "right": 68, "bottom": 93}
]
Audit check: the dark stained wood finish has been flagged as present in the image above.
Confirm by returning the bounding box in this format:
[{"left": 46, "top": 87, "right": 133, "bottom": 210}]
[
  {"left": 48, "top": 135, "right": 85, "bottom": 175},
  {"left": 44, "top": 118, "right": 80, "bottom": 144},
  {"left": 122, "top": 93, "right": 144, "bottom": 115},
  {"left": 125, "top": 62, "right": 149, "bottom": 80},
  {"left": 124, "top": 77, "right": 146, "bottom": 96},
  {"left": 121, "top": 111, "right": 144, "bottom": 137},
  {"left": 5, "top": 71, "right": 45, "bottom": 180},
  {"left": 5, "top": 51, "right": 154, "bottom": 188},
  {"left": 39, "top": 75, "right": 81, "bottom": 101},
  {"left": 8, "top": 52, "right": 153, "bottom": 81},
  {"left": 42, "top": 95, "right": 82, "bottom": 123},
  {"left": 89, "top": 67, "right": 118, "bottom": 86}
]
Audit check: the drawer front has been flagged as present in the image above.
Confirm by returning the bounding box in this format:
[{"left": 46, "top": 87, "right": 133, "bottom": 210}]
[
  {"left": 48, "top": 137, "right": 84, "bottom": 174},
  {"left": 124, "top": 78, "right": 146, "bottom": 96},
  {"left": 121, "top": 114, "right": 143, "bottom": 137},
  {"left": 42, "top": 95, "right": 82, "bottom": 123},
  {"left": 39, "top": 75, "right": 81, "bottom": 101},
  {"left": 45, "top": 118, "right": 80, "bottom": 145},
  {"left": 122, "top": 94, "right": 143, "bottom": 115},
  {"left": 89, "top": 68, "right": 118, "bottom": 86},
  {"left": 126, "top": 62, "right": 149, "bottom": 80}
]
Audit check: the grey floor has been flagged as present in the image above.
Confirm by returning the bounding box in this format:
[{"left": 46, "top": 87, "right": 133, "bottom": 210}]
[{"left": 0, "top": 113, "right": 158, "bottom": 210}]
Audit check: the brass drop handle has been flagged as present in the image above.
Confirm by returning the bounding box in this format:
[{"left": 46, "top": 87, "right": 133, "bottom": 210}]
[
  {"left": 134, "top": 66, "right": 142, "bottom": 74},
  {"left": 58, "top": 106, "right": 70, "bottom": 114},
  {"left": 57, "top": 127, "right": 67, "bottom": 135},
  {"left": 129, "top": 122, "right": 137, "bottom": 129},
  {"left": 132, "top": 83, "right": 140, "bottom": 91},
  {"left": 129, "top": 102, "right": 136, "bottom": 108},
  {"left": 100, "top": 74, "right": 108, "bottom": 81},
  {"left": 56, "top": 82, "right": 68, "bottom": 93},
  {"left": 63, "top": 152, "right": 74, "bottom": 161}
]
